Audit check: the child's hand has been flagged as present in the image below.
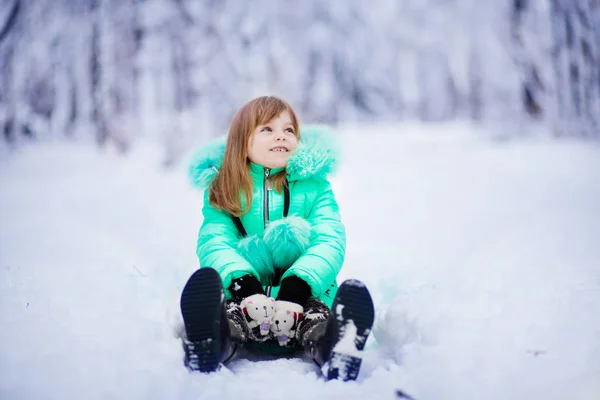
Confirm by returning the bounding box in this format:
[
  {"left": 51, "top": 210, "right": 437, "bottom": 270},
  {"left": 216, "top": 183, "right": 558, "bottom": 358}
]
[
  {"left": 240, "top": 294, "right": 275, "bottom": 336},
  {"left": 271, "top": 301, "right": 304, "bottom": 346}
]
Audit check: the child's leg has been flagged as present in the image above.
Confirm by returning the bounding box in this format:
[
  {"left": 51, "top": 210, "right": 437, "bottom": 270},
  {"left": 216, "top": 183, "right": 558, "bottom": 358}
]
[
  {"left": 301, "top": 280, "right": 375, "bottom": 381},
  {"left": 297, "top": 298, "right": 331, "bottom": 365}
]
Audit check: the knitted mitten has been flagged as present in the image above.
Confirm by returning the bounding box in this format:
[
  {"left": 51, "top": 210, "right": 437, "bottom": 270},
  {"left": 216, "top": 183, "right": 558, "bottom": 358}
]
[{"left": 296, "top": 297, "right": 331, "bottom": 346}]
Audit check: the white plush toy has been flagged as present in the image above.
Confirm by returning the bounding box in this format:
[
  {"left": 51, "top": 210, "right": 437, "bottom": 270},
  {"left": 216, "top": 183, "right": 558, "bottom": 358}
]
[
  {"left": 271, "top": 301, "right": 304, "bottom": 346},
  {"left": 241, "top": 294, "right": 276, "bottom": 336}
]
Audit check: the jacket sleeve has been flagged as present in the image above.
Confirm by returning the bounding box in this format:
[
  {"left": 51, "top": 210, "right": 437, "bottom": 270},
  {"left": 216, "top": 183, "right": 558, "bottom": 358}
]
[
  {"left": 196, "top": 189, "right": 258, "bottom": 293},
  {"left": 281, "top": 180, "right": 346, "bottom": 298}
]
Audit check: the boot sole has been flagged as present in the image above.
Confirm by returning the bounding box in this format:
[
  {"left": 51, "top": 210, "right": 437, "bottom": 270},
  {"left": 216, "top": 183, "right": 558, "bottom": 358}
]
[
  {"left": 180, "top": 268, "right": 224, "bottom": 372},
  {"left": 325, "top": 279, "right": 375, "bottom": 381}
]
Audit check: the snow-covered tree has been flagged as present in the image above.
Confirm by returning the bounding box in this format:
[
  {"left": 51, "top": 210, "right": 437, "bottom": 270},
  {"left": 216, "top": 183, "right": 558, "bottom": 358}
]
[
  {"left": 550, "top": 0, "right": 599, "bottom": 137},
  {"left": 1, "top": 0, "right": 598, "bottom": 158}
]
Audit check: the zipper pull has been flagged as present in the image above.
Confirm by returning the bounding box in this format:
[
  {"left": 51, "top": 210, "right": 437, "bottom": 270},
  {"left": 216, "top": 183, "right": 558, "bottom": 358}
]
[{"left": 264, "top": 168, "right": 272, "bottom": 190}]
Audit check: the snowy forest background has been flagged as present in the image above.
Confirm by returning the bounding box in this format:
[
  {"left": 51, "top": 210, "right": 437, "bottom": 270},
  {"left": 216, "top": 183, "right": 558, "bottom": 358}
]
[
  {"left": 2, "top": 2, "right": 600, "bottom": 399},
  {"left": 1, "top": 0, "right": 599, "bottom": 164}
]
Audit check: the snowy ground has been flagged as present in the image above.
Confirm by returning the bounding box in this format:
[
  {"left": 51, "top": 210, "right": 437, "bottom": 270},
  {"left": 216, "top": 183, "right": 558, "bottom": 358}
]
[{"left": 1, "top": 122, "right": 599, "bottom": 400}]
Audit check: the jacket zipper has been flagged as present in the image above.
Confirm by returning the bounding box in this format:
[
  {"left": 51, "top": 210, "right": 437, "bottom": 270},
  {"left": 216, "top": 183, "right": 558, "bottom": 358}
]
[
  {"left": 263, "top": 168, "right": 270, "bottom": 228},
  {"left": 264, "top": 168, "right": 272, "bottom": 291}
]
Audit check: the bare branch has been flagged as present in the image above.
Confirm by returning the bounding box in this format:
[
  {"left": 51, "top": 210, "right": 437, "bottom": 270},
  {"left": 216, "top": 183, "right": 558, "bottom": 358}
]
[{"left": 0, "top": 0, "right": 20, "bottom": 44}]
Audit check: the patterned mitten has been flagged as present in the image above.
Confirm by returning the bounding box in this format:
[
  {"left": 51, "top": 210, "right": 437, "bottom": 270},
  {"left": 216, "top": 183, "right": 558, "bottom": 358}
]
[
  {"left": 296, "top": 298, "right": 331, "bottom": 346},
  {"left": 271, "top": 300, "right": 304, "bottom": 346},
  {"left": 240, "top": 294, "right": 276, "bottom": 337}
]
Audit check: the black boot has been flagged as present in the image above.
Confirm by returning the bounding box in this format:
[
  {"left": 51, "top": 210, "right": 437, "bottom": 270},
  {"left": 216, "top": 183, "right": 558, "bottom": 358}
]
[
  {"left": 304, "top": 279, "right": 375, "bottom": 381},
  {"left": 180, "top": 268, "right": 237, "bottom": 372}
]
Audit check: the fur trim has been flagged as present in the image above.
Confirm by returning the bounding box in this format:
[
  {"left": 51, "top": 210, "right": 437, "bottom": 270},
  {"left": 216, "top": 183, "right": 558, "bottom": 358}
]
[
  {"left": 187, "top": 136, "right": 227, "bottom": 189},
  {"left": 263, "top": 216, "right": 311, "bottom": 269},
  {"left": 187, "top": 125, "right": 340, "bottom": 188},
  {"left": 286, "top": 125, "right": 341, "bottom": 181},
  {"left": 236, "top": 235, "right": 274, "bottom": 283}
]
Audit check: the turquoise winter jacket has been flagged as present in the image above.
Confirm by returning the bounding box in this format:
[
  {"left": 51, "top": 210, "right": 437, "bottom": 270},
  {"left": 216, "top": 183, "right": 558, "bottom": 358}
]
[{"left": 188, "top": 126, "right": 345, "bottom": 307}]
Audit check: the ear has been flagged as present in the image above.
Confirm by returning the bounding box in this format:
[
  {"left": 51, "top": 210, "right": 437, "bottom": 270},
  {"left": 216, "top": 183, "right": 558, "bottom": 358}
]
[
  {"left": 270, "top": 298, "right": 275, "bottom": 302},
  {"left": 242, "top": 307, "right": 248, "bottom": 315}
]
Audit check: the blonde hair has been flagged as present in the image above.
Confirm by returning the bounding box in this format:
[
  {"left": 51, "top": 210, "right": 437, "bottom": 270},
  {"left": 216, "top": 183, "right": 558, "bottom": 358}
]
[{"left": 209, "top": 96, "right": 300, "bottom": 216}]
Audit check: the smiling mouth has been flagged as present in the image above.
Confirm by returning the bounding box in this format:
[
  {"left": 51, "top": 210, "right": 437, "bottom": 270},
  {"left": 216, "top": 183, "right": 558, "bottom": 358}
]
[{"left": 270, "top": 147, "right": 288, "bottom": 152}]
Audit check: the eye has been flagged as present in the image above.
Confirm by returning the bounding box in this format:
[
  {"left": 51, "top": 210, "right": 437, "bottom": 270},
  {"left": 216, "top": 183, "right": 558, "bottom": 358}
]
[
  {"left": 284, "top": 320, "right": 287, "bottom": 323},
  {"left": 255, "top": 307, "right": 259, "bottom": 310},
  {"left": 260, "top": 126, "right": 272, "bottom": 132},
  {"left": 285, "top": 128, "right": 295, "bottom": 134}
]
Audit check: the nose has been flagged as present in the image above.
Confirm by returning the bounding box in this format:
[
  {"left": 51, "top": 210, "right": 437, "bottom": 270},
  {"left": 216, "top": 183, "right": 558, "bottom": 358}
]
[
  {"left": 275, "top": 320, "right": 279, "bottom": 325},
  {"left": 275, "top": 130, "right": 286, "bottom": 141}
]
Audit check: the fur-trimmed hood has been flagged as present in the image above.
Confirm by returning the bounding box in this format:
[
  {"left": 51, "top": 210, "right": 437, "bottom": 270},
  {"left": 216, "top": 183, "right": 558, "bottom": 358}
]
[{"left": 188, "top": 125, "right": 341, "bottom": 189}]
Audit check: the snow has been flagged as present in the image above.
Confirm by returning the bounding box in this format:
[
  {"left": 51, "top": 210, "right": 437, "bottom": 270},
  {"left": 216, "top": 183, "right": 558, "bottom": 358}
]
[
  {"left": 1, "top": 122, "right": 600, "bottom": 400},
  {"left": 330, "top": 316, "right": 360, "bottom": 358}
]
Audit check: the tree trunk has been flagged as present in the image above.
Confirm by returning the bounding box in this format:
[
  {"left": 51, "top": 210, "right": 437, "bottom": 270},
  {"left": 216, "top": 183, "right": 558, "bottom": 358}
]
[
  {"left": 551, "top": 0, "right": 599, "bottom": 137},
  {"left": 90, "top": 0, "right": 107, "bottom": 145}
]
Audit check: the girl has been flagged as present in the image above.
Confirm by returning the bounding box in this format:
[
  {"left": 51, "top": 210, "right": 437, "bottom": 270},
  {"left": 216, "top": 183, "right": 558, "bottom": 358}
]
[{"left": 180, "top": 96, "right": 375, "bottom": 381}]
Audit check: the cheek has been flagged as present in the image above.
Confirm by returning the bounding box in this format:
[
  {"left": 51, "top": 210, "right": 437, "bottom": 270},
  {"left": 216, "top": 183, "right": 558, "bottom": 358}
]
[
  {"left": 247, "top": 136, "right": 269, "bottom": 161},
  {"left": 288, "top": 138, "right": 299, "bottom": 152},
  {"left": 259, "top": 138, "right": 274, "bottom": 153},
  {"left": 247, "top": 137, "right": 258, "bottom": 161},
  {"left": 248, "top": 136, "right": 262, "bottom": 151}
]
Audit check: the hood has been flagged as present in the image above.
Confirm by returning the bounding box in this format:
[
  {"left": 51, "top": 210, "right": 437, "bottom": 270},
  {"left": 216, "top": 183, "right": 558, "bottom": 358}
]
[{"left": 188, "top": 124, "right": 341, "bottom": 189}]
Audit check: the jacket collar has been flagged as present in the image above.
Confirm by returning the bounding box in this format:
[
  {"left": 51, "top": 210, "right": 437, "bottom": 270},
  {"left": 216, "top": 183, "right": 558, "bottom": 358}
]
[
  {"left": 188, "top": 124, "right": 341, "bottom": 189},
  {"left": 249, "top": 163, "right": 285, "bottom": 179}
]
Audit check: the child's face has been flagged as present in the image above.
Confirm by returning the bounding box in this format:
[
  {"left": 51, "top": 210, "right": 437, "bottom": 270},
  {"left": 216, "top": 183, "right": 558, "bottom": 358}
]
[{"left": 247, "top": 112, "right": 298, "bottom": 169}]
